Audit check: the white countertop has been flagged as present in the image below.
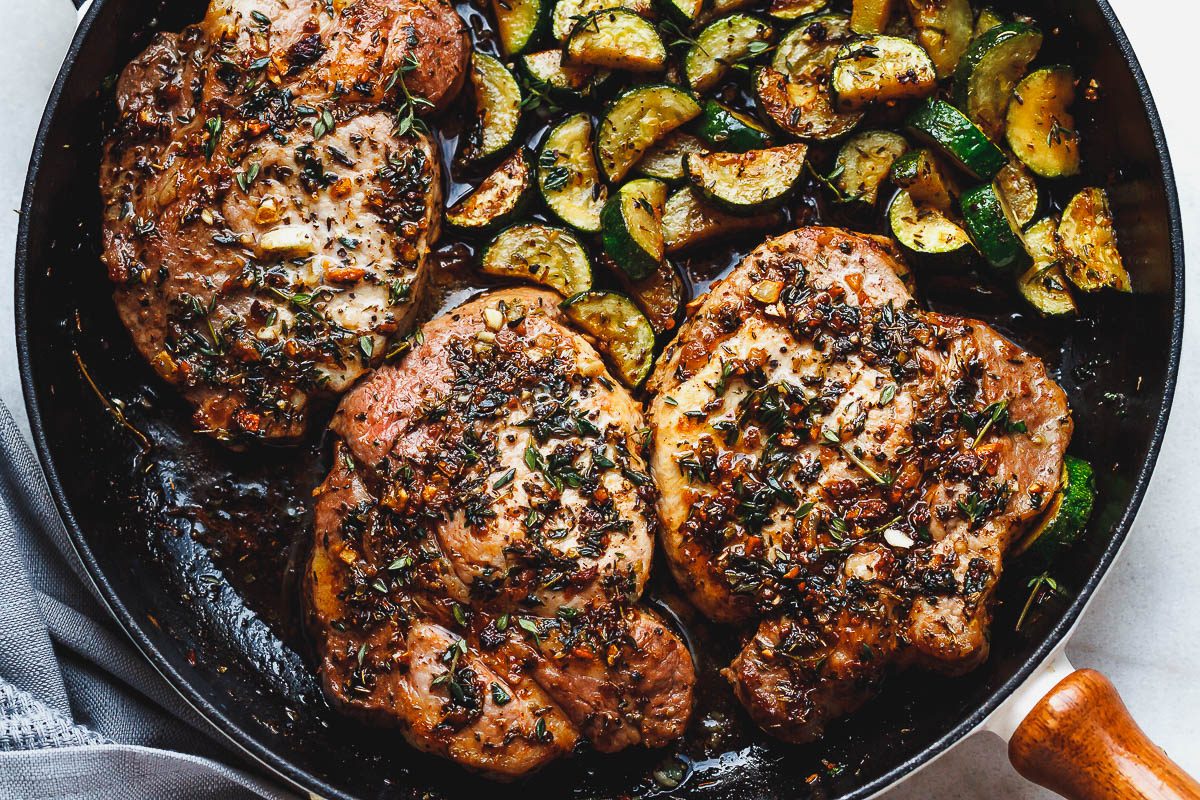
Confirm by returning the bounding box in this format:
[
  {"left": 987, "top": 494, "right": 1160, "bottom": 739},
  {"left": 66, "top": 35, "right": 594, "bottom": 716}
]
[{"left": 1, "top": 1, "right": 1196, "bottom": 796}]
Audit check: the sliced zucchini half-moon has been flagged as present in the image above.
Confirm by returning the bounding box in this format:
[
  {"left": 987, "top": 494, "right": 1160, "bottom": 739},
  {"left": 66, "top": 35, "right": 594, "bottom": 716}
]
[
  {"left": 996, "top": 159, "right": 1040, "bottom": 228},
  {"left": 767, "top": 0, "right": 828, "bottom": 22},
  {"left": 601, "top": 178, "right": 668, "bottom": 280},
  {"left": 830, "top": 35, "right": 937, "bottom": 112},
  {"left": 685, "top": 143, "right": 808, "bottom": 215},
  {"left": 610, "top": 257, "right": 686, "bottom": 334},
  {"left": 834, "top": 130, "right": 908, "bottom": 205},
  {"left": 1059, "top": 187, "right": 1131, "bottom": 293},
  {"left": 693, "top": 100, "right": 774, "bottom": 153},
  {"left": 551, "top": 0, "right": 653, "bottom": 41},
  {"left": 850, "top": 0, "right": 894, "bottom": 34},
  {"left": 1007, "top": 66, "right": 1082, "bottom": 179},
  {"left": 637, "top": 131, "right": 709, "bottom": 184},
  {"left": 564, "top": 8, "right": 667, "bottom": 73},
  {"left": 685, "top": 14, "right": 775, "bottom": 94},
  {"left": 1013, "top": 455, "right": 1095, "bottom": 564},
  {"left": 657, "top": 0, "right": 706, "bottom": 26},
  {"left": 973, "top": 6, "right": 1006, "bottom": 38},
  {"left": 491, "top": 0, "right": 548, "bottom": 56},
  {"left": 958, "top": 181, "right": 1029, "bottom": 272},
  {"left": 459, "top": 52, "right": 523, "bottom": 164},
  {"left": 1017, "top": 216, "right": 1078, "bottom": 317},
  {"left": 906, "top": 98, "right": 1006, "bottom": 181},
  {"left": 520, "top": 49, "right": 607, "bottom": 99},
  {"left": 904, "top": 0, "right": 973, "bottom": 79},
  {"left": 446, "top": 149, "right": 535, "bottom": 231},
  {"left": 560, "top": 291, "right": 656, "bottom": 388},
  {"left": 888, "top": 189, "right": 973, "bottom": 266},
  {"left": 662, "top": 186, "right": 783, "bottom": 251},
  {"left": 481, "top": 223, "right": 593, "bottom": 296},
  {"left": 889, "top": 148, "right": 957, "bottom": 214},
  {"left": 597, "top": 84, "right": 702, "bottom": 183},
  {"left": 954, "top": 22, "right": 1043, "bottom": 141},
  {"left": 538, "top": 112, "right": 608, "bottom": 233}
]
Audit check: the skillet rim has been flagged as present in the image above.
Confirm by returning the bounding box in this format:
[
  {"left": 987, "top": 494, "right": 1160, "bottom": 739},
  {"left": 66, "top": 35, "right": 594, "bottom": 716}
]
[{"left": 13, "top": 0, "right": 1185, "bottom": 798}]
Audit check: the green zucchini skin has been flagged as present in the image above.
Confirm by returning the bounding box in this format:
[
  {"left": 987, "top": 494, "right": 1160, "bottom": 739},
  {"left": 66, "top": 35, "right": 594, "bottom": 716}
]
[
  {"left": 953, "top": 22, "right": 1042, "bottom": 140},
  {"left": 906, "top": 99, "right": 1006, "bottom": 181},
  {"left": 1018, "top": 216, "right": 1078, "bottom": 317},
  {"left": 560, "top": 291, "right": 656, "bottom": 387},
  {"left": 538, "top": 112, "right": 608, "bottom": 233},
  {"left": 459, "top": 52, "right": 524, "bottom": 165},
  {"left": 693, "top": 100, "right": 774, "bottom": 153},
  {"left": 830, "top": 35, "right": 937, "bottom": 112},
  {"left": 601, "top": 178, "right": 668, "bottom": 280},
  {"left": 520, "top": 49, "right": 608, "bottom": 99},
  {"left": 596, "top": 84, "right": 702, "bottom": 183},
  {"left": 684, "top": 143, "right": 808, "bottom": 216},
  {"left": 1059, "top": 187, "right": 1131, "bottom": 293},
  {"left": 1015, "top": 455, "right": 1096, "bottom": 565},
  {"left": 662, "top": 186, "right": 782, "bottom": 252},
  {"left": 1007, "top": 66, "right": 1082, "bottom": 178},
  {"left": 958, "top": 182, "right": 1029, "bottom": 272},
  {"left": 684, "top": 13, "right": 775, "bottom": 94},
  {"left": 490, "top": 0, "right": 549, "bottom": 56},
  {"left": 564, "top": 8, "right": 668, "bottom": 72},
  {"left": 834, "top": 130, "right": 908, "bottom": 206},
  {"left": 887, "top": 189, "right": 974, "bottom": 268},
  {"left": 637, "top": 132, "right": 709, "bottom": 184},
  {"left": 445, "top": 149, "right": 536, "bottom": 232},
  {"left": 481, "top": 223, "right": 594, "bottom": 297}
]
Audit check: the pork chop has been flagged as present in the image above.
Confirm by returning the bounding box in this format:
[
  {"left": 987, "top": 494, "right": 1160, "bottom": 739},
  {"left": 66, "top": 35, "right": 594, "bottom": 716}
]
[
  {"left": 647, "top": 227, "right": 1071, "bottom": 742},
  {"left": 306, "top": 288, "right": 695, "bottom": 778},
  {"left": 99, "top": 0, "right": 469, "bottom": 441}
]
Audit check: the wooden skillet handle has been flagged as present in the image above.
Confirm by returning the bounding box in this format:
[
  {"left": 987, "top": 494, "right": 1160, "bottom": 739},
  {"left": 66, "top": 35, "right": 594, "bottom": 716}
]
[{"left": 1009, "top": 669, "right": 1200, "bottom": 799}]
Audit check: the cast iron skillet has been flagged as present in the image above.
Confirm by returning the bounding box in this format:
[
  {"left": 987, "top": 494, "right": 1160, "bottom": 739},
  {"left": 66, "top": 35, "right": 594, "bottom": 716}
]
[{"left": 15, "top": 0, "right": 1185, "bottom": 798}]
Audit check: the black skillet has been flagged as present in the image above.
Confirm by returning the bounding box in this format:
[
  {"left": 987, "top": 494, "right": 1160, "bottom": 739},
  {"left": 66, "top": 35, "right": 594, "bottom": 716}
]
[{"left": 15, "top": 0, "right": 1188, "bottom": 797}]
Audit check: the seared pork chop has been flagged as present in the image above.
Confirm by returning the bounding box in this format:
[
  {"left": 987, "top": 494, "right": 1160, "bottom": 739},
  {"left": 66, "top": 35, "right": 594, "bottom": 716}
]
[
  {"left": 647, "top": 227, "right": 1070, "bottom": 742},
  {"left": 100, "top": 0, "right": 469, "bottom": 441},
  {"left": 307, "top": 289, "right": 695, "bottom": 778}
]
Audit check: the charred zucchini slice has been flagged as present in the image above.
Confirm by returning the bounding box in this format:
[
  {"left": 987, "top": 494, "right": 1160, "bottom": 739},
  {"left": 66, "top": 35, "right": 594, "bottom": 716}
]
[
  {"left": 830, "top": 35, "right": 937, "bottom": 111},
  {"left": 662, "top": 186, "right": 782, "bottom": 251},
  {"left": 1007, "top": 66, "right": 1082, "bottom": 178},
  {"left": 954, "top": 22, "right": 1042, "bottom": 140},
  {"left": 685, "top": 143, "right": 808, "bottom": 215},
  {"left": 888, "top": 190, "right": 973, "bottom": 265},
  {"left": 446, "top": 149, "right": 535, "bottom": 231},
  {"left": 482, "top": 223, "right": 593, "bottom": 296},
  {"left": 491, "top": 0, "right": 547, "bottom": 56},
  {"left": 693, "top": 100, "right": 774, "bottom": 152},
  {"left": 561, "top": 291, "right": 656, "bottom": 388},
  {"left": 538, "top": 112, "right": 608, "bottom": 233},
  {"left": 597, "top": 84, "right": 702, "bottom": 183},
  {"left": 959, "top": 182, "right": 1028, "bottom": 271},
  {"left": 833, "top": 130, "right": 907, "bottom": 205},
  {"left": 973, "top": 6, "right": 1006, "bottom": 37},
  {"left": 850, "top": 0, "right": 895, "bottom": 34},
  {"left": 658, "top": 0, "right": 706, "bottom": 26},
  {"left": 685, "top": 14, "right": 775, "bottom": 94},
  {"left": 1018, "top": 216, "right": 1078, "bottom": 317},
  {"left": 602, "top": 178, "right": 668, "bottom": 280},
  {"left": 564, "top": 9, "right": 667, "bottom": 72},
  {"left": 520, "top": 49, "right": 607, "bottom": 98},
  {"left": 768, "top": 0, "right": 828, "bottom": 22},
  {"left": 1059, "top": 187, "right": 1131, "bottom": 292},
  {"left": 889, "top": 148, "right": 958, "bottom": 213},
  {"left": 551, "top": 0, "right": 653, "bottom": 40},
  {"left": 1014, "top": 455, "right": 1096, "bottom": 563},
  {"left": 637, "top": 132, "right": 709, "bottom": 183},
  {"left": 610, "top": 257, "right": 687, "bottom": 333},
  {"left": 460, "top": 52, "right": 523, "bottom": 164},
  {"left": 906, "top": 99, "right": 1006, "bottom": 180},
  {"left": 904, "top": 0, "right": 973, "bottom": 79},
  {"left": 996, "top": 159, "right": 1039, "bottom": 228}
]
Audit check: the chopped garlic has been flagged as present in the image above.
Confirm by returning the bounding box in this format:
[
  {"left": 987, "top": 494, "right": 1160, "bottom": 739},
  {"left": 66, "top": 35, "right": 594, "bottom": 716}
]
[
  {"left": 483, "top": 307, "right": 504, "bottom": 331},
  {"left": 883, "top": 528, "right": 914, "bottom": 549},
  {"left": 750, "top": 279, "right": 784, "bottom": 304},
  {"left": 257, "top": 225, "right": 316, "bottom": 258}
]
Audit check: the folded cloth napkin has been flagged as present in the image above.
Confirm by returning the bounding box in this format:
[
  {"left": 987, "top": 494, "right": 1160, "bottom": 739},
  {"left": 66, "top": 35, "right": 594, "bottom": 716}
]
[{"left": 0, "top": 400, "right": 296, "bottom": 800}]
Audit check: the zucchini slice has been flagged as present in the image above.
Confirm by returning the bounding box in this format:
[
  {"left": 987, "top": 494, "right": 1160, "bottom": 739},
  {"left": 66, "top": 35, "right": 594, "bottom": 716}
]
[
  {"left": 561, "top": 291, "right": 656, "bottom": 388},
  {"left": 662, "top": 186, "right": 782, "bottom": 251},
  {"left": 601, "top": 178, "right": 668, "bottom": 280},
  {"left": 890, "top": 148, "right": 958, "bottom": 213},
  {"left": 491, "top": 0, "right": 547, "bottom": 56},
  {"left": 564, "top": 9, "right": 667, "bottom": 72},
  {"left": 520, "top": 49, "right": 607, "bottom": 98},
  {"left": 597, "top": 84, "right": 702, "bottom": 183},
  {"left": 958, "top": 182, "right": 1028, "bottom": 271},
  {"left": 888, "top": 189, "right": 973, "bottom": 266},
  {"left": 954, "top": 22, "right": 1043, "bottom": 141},
  {"left": 637, "top": 131, "right": 709, "bottom": 183},
  {"left": 904, "top": 0, "right": 973, "bottom": 79},
  {"left": 694, "top": 100, "right": 774, "bottom": 152},
  {"left": 685, "top": 143, "right": 808, "bottom": 215},
  {"left": 446, "top": 149, "right": 535, "bottom": 231},
  {"left": 996, "top": 159, "right": 1039, "bottom": 228},
  {"left": 830, "top": 35, "right": 937, "bottom": 112},
  {"left": 1013, "top": 455, "right": 1096, "bottom": 563},
  {"left": 1059, "top": 187, "right": 1131, "bottom": 292},
  {"left": 833, "top": 130, "right": 908, "bottom": 205},
  {"left": 1007, "top": 66, "right": 1082, "bottom": 178},
  {"left": 610, "top": 257, "right": 687, "bottom": 333},
  {"left": 850, "top": 0, "right": 895, "bottom": 35},
  {"left": 658, "top": 0, "right": 706, "bottom": 27},
  {"left": 906, "top": 98, "right": 1006, "bottom": 180},
  {"left": 538, "top": 112, "right": 608, "bottom": 233},
  {"left": 973, "top": 6, "right": 1006, "bottom": 38},
  {"left": 459, "top": 52, "right": 523, "bottom": 164},
  {"left": 767, "top": 0, "right": 828, "bottom": 22},
  {"left": 551, "top": 0, "right": 653, "bottom": 41},
  {"left": 685, "top": 14, "right": 775, "bottom": 94},
  {"left": 1018, "top": 216, "right": 1078, "bottom": 317},
  {"left": 481, "top": 223, "right": 593, "bottom": 296}
]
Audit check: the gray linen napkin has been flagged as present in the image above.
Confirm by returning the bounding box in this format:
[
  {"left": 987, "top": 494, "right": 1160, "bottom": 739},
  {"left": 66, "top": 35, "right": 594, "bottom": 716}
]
[{"left": 0, "top": 400, "right": 297, "bottom": 800}]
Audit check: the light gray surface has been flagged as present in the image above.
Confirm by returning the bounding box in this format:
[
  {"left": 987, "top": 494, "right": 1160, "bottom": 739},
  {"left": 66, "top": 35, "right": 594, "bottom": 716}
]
[{"left": 0, "top": 0, "right": 1196, "bottom": 796}]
